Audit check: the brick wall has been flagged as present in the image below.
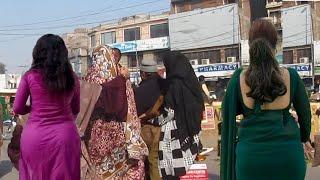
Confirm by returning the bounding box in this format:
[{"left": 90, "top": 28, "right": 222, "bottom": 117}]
[
  {"left": 171, "top": 0, "right": 225, "bottom": 14},
  {"left": 239, "top": 0, "right": 251, "bottom": 40},
  {"left": 313, "top": 2, "right": 320, "bottom": 41}
]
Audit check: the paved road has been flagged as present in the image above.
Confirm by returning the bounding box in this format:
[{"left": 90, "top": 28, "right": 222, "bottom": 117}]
[
  {"left": 0, "top": 140, "right": 18, "bottom": 180},
  {"left": 1, "top": 131, "right": 320, "bottom": 179}
]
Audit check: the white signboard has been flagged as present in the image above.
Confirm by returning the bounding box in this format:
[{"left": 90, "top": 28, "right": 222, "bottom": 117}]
[
  {"left": 137, "top": 37, "right": 169, "bottom": 51},
  {"left": 193, "top": 63, "right": 239, "bottom": 77},
  {"left": 282, "top": 5, "right": 313, "bottom": 47},
  {"left": 169, "top": 4, "right": 240, "bottom": 51},
  {"left": 314, "top": 41, "right": 320, "bottom": 66},
  {"left": 241, "top": 40, "right": 250, "bottom": 65},
  {"left": 110, "top": 37, "right": 169, "bottom": 53},
  {"left": 280, "top": 63, "right": 312, "bottom": 76}
]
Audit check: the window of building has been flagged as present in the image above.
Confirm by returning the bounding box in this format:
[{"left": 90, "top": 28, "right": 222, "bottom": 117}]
[
  {"left": 297, "top": 1, "right": 310, "bottom": 5},
  {"left": 155, "top": 50, "right": 170, "bottom": 65},
  {"left": 226, "top": 0, "right": 236, "bottom": 4},
  {"left": 269, "top": 11, "right": 281, "bottom": 29},
  {"left": 283, "top": 50, "right": 293, "bottom": 64},
  {"left": 150, "top": 23, "right": 169, "bottom": 38},
  {"left": 127, "top": 53, "right": 143, "bottom": 68},
  {"left": 91, "top": 35, "right": 96, "bottom": 47},
  {"left": 184, "top": 50, "right": 221, "bottom": 65},
  {"left": 209, "top": 50, "right": 221, "bottom": 64},
  {"left": 101, "top": 31, "right": 116, "bottom": 45},
  {"left": 190, "top": 0, "right": 202, "bottom": 10},
  {"left": 124, "top": 27, "right": 140, "bottom": 42},
  {"left": 176, "top": 3, "right": 186, "bottom": 13},
  {"left": 225, "top": 48, "right": 239, "bottom": 62},
  {"left": 297, "top": 48, "right": 311, "bottom": 63}
]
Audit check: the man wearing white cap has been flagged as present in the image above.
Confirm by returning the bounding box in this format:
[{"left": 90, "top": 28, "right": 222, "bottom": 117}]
[{"left": 134, "top": 58, "right": 164, "bottom": 180}]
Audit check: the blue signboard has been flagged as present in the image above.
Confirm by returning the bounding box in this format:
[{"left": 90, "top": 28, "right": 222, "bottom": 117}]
[
  {"left": 198, "top": 63, "right": 238, "bottom": 72},
  {"left": 283, "top": 64, "right": 310, "bottom": 72},
  {"left": 109, "top": 37, "right": 169, "bottom": 53},
  {"left": 110, "top": 42, "right": 137, "bottom": 53}
]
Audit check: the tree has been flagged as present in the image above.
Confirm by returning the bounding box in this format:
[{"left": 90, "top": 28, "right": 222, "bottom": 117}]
[{"left": 0, "top": 62, "right": 6, "bottom": 74}]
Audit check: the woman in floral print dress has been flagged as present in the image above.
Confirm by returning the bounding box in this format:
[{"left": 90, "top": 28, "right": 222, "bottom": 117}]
[{"left": 80, "top": 45, "right": 148, "bottom": 180}]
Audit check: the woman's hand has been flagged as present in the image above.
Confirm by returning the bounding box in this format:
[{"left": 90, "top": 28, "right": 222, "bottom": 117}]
[
  {"left": 303, "top": 141, "right": 314, "bottom": 161},
  {"left": 289, "top": 110, "right": 298, "bottom": 123},
  {"left": 140, "top": 110, "right": 160, "bottom": 122}
]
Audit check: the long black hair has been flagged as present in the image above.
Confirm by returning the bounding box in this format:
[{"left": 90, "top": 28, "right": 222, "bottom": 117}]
[
  {"left": 31, "top": 34, "right": 75, "bottom": 92},
  {"left": 246, "top": 19, "right": 286, "bottom": 103}
]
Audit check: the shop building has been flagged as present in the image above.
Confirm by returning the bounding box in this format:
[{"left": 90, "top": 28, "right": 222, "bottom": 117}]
[{"left": 88, "top": 12, "right": 170, "bottom": 84}]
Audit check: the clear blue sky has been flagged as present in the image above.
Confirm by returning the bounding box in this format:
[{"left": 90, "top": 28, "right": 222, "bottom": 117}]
[{"left": 0, "top": 0, "right": 170, "bottom": 73}]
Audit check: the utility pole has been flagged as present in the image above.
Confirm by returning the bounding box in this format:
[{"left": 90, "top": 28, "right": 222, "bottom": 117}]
[
  {"left": 309, "top": 6, "right": 315, "bottom": 91},
  {"left": 18, "top": 65, "right": 28, "bottom": 75},
  {"left": 135, "top": 27, "right": 139, "bottom": 85}
]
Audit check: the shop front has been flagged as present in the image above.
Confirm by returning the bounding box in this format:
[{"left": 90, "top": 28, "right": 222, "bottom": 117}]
[
  {"left": 0, "top": 91, "right": 16, "bottom": 120},
  {"left": 281, "top": 63, "right": 313, "bottom": 90},
  {"left": 314, "top": 67, "right": 320, "bottom": 92},
  {"left": 193, "top": 62, "right": 239, "bottom": 101}
]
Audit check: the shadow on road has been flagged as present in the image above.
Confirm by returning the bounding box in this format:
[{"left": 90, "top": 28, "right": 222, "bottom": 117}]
[
  {"left": 0, "top": 160, "right": 13, "bottom": 178},
  {"left": 209, "top": 173, "right": 220, "bottom": 180}
]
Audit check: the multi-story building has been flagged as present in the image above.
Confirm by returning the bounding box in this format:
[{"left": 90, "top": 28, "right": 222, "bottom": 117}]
[
  {"left": 62, "top": 28, "right": 90, "bottom": 77},
  {"left": 266, "top": 0, "right": 282, "bottom": 62},
  {"left": 169, "top": 0, "right": 251, "bottom": 100},
  {"left": 282, "top": 1, "right": 320, "bottom": 89},
  {"left": 0, "top": 74, "right": 21, "bottom": 119},
  {"left": 88, "top": 12, "right": 170, "bottom": 83},
  {"left": 0, "top": 74, "right": 21, "bottom": 92}
]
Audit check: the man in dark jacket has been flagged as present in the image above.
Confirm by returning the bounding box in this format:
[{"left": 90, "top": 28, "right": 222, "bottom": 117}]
[{"left": 134, "top": 58, "right": 163, "bottom": 180}]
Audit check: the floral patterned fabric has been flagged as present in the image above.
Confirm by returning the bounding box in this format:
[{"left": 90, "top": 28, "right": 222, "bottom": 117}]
[
  {"left": 125, "top": 80, "right": 149, "bottom": 160},
  {"left": 85, "top": 45, "right": 119, "bottom": 84},
  {"left": 80, "top": 45, "right": 147, "bottom": 180}
]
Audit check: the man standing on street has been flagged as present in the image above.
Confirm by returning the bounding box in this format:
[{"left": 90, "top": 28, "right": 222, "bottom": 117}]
[{"left": 134, "top": 58, "right": 164, "bottom": 180}]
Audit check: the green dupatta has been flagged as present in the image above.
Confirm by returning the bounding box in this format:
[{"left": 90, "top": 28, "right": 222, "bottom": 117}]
[{"left": 221, "top": 68, "right": 243, "bottom": 180}]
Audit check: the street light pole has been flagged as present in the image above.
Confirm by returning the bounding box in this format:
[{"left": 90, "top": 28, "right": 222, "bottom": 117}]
[
  {"left": 306, "top": 7, "right": 308, "bottom": 45},
  {"left": 233, "top": 6, "right": 235, "bottom": 45},
  {"left": 309, "top": 7, "right": 316, "bottom": 91},
  {"left": 135, "top": 28, "right": 139, "bottom": 85},
  {"left": 18, "top": 65, "right": 28, "bottom": 75}
]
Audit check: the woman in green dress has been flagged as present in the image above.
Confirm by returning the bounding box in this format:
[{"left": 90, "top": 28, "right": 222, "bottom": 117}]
[{"left": 221, "top": 19, "right": 311, "bottom": 180}]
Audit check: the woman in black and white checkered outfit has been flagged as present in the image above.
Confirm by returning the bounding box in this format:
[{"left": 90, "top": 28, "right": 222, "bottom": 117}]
[{"left": 147, "top": 51, "right": 205, "bottom": 180}]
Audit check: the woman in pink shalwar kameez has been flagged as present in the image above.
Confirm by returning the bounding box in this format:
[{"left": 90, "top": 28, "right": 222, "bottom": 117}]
[{"left": 13, "top": 34, "right": 81, "bottom": 180}]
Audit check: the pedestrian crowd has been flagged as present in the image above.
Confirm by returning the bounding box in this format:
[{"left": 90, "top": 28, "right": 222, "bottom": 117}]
[{"left": 0, "top": 18, "right": 319, "bottom": 180}]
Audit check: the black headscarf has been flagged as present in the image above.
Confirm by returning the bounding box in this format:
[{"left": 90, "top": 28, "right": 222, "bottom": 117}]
[{"left": 163, "top": 51, "right": 204, "bottom": 149}]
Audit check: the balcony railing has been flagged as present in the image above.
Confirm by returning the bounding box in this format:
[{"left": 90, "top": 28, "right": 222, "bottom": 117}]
[{"left": 266, "top": 1, "right": 282, "bottom": 8}]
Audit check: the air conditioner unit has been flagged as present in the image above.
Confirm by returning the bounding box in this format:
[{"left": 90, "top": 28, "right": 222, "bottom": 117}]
[
  {"left": 201, "top": 59, "right": 210, "bottom": 65},
  {"left": 299, "top": 57, "right": 309, "bottom": 64},
  {"left": 227, "top": 57, "right": 236, "bottom": 63},
  {"left": 243, "top": 59, "right": 250, "bottom": 64},
  {"left": 190, "top": 59, "right": 198, "bottom": 66}
]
